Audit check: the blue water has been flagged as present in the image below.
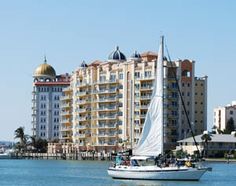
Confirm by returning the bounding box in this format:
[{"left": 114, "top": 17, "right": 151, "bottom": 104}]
[{"left": 0, "top": 160, "right": 235, "bottom": 186}]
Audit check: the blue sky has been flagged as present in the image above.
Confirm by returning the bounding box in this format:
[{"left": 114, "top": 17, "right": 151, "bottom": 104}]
[{"left": 0, "top": 0, "right": 236, "bottom": 141}]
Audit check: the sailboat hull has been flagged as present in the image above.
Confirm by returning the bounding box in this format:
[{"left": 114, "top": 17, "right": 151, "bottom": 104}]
[{"left": 107, "top": 166, "right": 207, "bottom": 180}]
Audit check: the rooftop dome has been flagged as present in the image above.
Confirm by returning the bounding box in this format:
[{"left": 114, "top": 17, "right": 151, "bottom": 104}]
[
  {"left": 80, "top": 61, "right": 88, "bottom": 68},
  {"left": 130, "top": 51, "right": 141, "bottom": 60},
  {"left": 108, "top": 46, "right": 126, "bottom": 62},
  {"left": 34, "top": 57, "right": 56, "bottom": 77}
]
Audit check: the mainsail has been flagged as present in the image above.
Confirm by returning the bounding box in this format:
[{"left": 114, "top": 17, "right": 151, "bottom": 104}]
[{"left": 133, "top": 36, "right": 164, "bottom": 156}]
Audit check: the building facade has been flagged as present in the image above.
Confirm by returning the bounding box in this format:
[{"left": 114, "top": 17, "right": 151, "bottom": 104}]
[
  {"left": 213, "top": 101, "right": 236, "bottom": 131},
  {"left": 58, "top": 47, "right": 207, "bottom": 153},
  {"left": 177, "top": 133, "right": 236, "bottom": 157},
  {"left": 32, "top": 58, "right": 70, "bottom": 141}
]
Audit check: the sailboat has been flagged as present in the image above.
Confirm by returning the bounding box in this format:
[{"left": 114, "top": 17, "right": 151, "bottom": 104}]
[{"left": 107, "top": 36, "right": 211, "bottom": 180}]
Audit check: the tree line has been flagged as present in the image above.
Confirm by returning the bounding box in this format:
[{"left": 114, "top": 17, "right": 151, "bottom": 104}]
[{"left": 14, "top": 127, "right": 49, "bottom": 155}]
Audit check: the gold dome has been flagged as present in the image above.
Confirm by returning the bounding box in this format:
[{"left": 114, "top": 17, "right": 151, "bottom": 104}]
[{"left": 34, "top": 59, "right": 56, "bottom": 77}]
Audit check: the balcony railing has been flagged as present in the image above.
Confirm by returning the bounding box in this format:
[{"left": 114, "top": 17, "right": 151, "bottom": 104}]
[
  {"left": 77, "top": 99, "right": 91, "bottom": 104},
  {"left": 61, "top": 103, "right": 71, "bottom": 108},
  {"left": 98, "top": 97, "right": 117, "bottom": 102},
  {"left": 61, "top": 118, "right": 71, "bottom": 123},
  {"left": 140, "top": 105, "right": 149, "bottom": 109},
  {"left": 98, "top": 133, "right": 117, "bottom": 137},
  {"left": 140, "top": 85, "right": 153, "bottom": 90},
  {"left": 97, "top": 106, "right": 117, "bottom": 111},
  {"left": 98, "top": 123, "right": 117, "bottom": 128},
  {"left": 96, "top": 79, "right": 118, "bottom": 84},
  {"left": 98, "top": 115, "right": 117, "bottom": 120},
  {"left": 76, "top": 125, "right": 88, "bottom": 129},
  {"left": 77, "top": 116, "right": 91, "bottom": 121},
  {"left": 61, "top": 111, "right": 71, "bottom": 116},
  {"left": 61, "top": 126, "right": 72, "bottom": 131},
  {"left": 77, "top": 134, "right": 86, "bottom": 138},
  {"left": 60, "top": 95, "right": 72, "bottom": 101},
  {"left": 140, "top": 95, "right": 152, "bottom": 100}
]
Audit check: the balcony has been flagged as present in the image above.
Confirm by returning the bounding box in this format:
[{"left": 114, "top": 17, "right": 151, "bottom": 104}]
[
  {"left": 76, "top": 91, "right": 90, "bottom": 97},
  {"left": 98, "top": 97, "right": 117, "bottom": 102},
  {"left": 140, "top": 114, "right": 146, "bottom": 118},
  {"left": 61, "top": 111, "right": 71, "bottom": 116},
  {"left": 140, "top": 85, "right": 153, "bottom": 91},
  {"left": 77, "top": 116, "right": 91, "bottom": 122},
  {"left": 77, "top": 134, "right": 86, "bottom": 138},
  {"left": 98, "top": 133, "right": 117, "bottom": 137},
  {"left": 61, "top": 126, "right": 72, "bottom": 131},
  {"left": 140, "top": 105, "right": 149, "bottom": 110},
  {"left": 76, "top": 125, "right": 88, "bottom": 129},
  {"left": 76, "top": 82, "right": 89, "bottom": 87},
  {"left": 98, "top": 123, "right": 117, "bottom": 128},
  {"left": 96, "top": 79, "right": 118, "bottom": 85},
  {"left": 61, "top": 103, "right": 71, "bottom": 108},
  {"left": 97, "top": 114, "right": 117, "bottom": 120},
  {"left": 77, "top": 107, "right": 91, "bottom": 113},
  {"left": 60, "top": 95, "right": 72, "bottom": 101},
  {"left": 77, "top": 99, "right": 91, "bottom": 105},
  {"left": 97, "top": 106, "right": 117, "bottom": 111},
  {"left": 61, "top": 118, "right": 71, "bottom": 124},
  {"left": 140, "top": 95, "right": 152, "bottom": 100},
  {"left": 140, "top": 75, "right": 155, "bottom": 81},
  {"left": 95, "top": 88, "right": 117, "bottom": 94},
  {"left": 98, "top": 141, "right": 116, "bottom": 146},
  {"left": 63, "top": 87, "right": 72, "bottom": 92},
  {"left": 61, "top": 135, "right": 72, "bottom": 139}
]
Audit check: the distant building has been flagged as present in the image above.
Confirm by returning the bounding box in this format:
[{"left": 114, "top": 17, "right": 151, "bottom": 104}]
[
  {"left": 177, "top": 133, "right": 236, "bottom": 157},
  {"left": 32, "top": 58, "right": 70, "bottom": 141},
  {"left": 213, "top": 101, "right": 236, "bottom": 131},
  {"left": 57, "top": 47, "right": 207, "bottom": 153}
]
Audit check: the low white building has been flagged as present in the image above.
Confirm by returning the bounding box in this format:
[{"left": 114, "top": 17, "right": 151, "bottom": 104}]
[
  {"left": 213, "top": 101, "right": 236, "bottom": 131},
  {"left": 177, "top": 133, "right": 236, "bottom": 157}
]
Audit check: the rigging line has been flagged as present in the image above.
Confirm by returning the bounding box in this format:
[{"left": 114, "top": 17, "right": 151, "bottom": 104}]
[{"left": 164, "top": 44, "right": 201, "bottom": 158}]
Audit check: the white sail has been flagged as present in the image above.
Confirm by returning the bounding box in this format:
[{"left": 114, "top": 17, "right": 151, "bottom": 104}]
[{"left": 133, "top": 36, "right": 164, "bottom": 156}]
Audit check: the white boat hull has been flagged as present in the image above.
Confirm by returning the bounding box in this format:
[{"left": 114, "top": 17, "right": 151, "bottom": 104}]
[{"left": 107, "top": 166, "right": 207, "bottom": 180}]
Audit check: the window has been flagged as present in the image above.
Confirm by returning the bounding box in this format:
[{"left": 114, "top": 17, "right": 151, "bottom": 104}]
[
  {"left": 230, "top": 110, "right": 234, "bottom": 115},
  {"left": 134, "top": 72, "right": 140, "bottom": 78},
  {"left": 110, "top": 74, "right": 116, "bottom": 81},
  {"left": 135, "top": 84, "right": 140, "bottom": 90},
  {"left": 118, "top": 73, "right": 123, "bottom": 79},
  {"left": 99, "top": 76, "right": 106, "bottom": 82},
  {"left": 144, "top": 71, "right": 151, "bottom": 78}
]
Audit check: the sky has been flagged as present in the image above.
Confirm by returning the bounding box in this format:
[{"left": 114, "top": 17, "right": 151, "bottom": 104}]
[{"left": 0, "top": 0, "right": 236, "bottom": 141}]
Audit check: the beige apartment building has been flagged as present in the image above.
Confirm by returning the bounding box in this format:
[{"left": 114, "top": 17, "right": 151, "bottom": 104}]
[{"left": 56, "top": 47, "right": 207, "bottom": 154}]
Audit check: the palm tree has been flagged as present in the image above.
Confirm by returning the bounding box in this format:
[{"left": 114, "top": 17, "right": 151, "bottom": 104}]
[
  {"left": 14, "top": 127, "right": 28, "bottom": 153},
  {"left": 29, "top": 135, "right": 37, "bottom": 152},
  {"left": 201, "top": 132, "right": 212, "bottom": 158}
]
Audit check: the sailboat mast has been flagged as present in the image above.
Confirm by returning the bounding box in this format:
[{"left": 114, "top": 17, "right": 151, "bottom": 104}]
[{"left": 160, "top": 36, "right": 164, "bottom": 155}]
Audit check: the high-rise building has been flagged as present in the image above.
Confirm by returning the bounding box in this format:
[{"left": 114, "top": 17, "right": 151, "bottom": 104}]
[
  {"left": 213, "top": 101, "right": 236, "bottom": 131},
  {"left": 32, "top": 58, "right": 70, "bottom": 141},
  {"left": 58, "top": 47, "right": 207, "bottom": 153}
]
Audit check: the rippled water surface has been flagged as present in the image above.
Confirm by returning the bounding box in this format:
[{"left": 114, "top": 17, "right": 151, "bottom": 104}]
[{"left": 0, "top": 160, "right": 235, "bottom": 186}]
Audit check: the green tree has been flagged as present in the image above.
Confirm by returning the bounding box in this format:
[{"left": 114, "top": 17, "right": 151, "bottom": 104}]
[
  {"left": 201, "top": 133, "right": 212, "bottom": 158},
  {"left": 14, "top": 127, "right": 28, "bottom": 154},
  {"left": 29, "top": 136, "right": 48, "bottom": 153},
  {"left": 175, "top": 149, "right": 188, "bottom": 159},
  {"left": 224, "top": 117, "right": 235, "bottom": 134}
]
